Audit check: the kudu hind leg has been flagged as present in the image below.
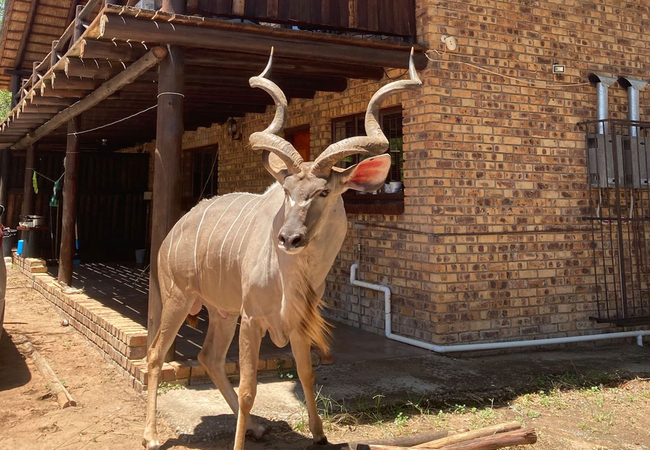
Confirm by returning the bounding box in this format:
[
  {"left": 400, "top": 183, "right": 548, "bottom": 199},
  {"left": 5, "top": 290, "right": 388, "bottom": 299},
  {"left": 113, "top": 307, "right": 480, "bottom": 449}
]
[
  {"left": 233, "top": 316, "right": 263, "bottom": 450},
  {"left": 198, "top": 311, "right": 265, "bottom": 438},
  {"left": 143, "top": 290, "right": 194, "bottom": 450},
  {"left": 290, "top": 333, "right": 327, "bottom": 444}
]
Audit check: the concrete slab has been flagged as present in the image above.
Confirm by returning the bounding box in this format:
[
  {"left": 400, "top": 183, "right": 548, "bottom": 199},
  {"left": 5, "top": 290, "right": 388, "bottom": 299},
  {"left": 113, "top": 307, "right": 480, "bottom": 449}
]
[{"left": 158, "top": 343, "right": 650, "bottom": 448}]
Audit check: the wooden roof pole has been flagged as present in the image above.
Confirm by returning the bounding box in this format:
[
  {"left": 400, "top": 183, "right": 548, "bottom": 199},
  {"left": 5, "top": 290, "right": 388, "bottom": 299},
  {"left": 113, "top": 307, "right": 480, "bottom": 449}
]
[
  {"left": 21, "top": 143, "right": 37, "bottom": 219},
  {"left": 148, "top": 0, "right": 185, "bottom": 354},
  {"left": 58, "top": 116, "right": 80, "bottom": 287},
  {"left": 0, "top": 148, "right": 9, "bottom": 221},
  {"left": 11, "top": 46, "right": 167, "bottom": 151}
]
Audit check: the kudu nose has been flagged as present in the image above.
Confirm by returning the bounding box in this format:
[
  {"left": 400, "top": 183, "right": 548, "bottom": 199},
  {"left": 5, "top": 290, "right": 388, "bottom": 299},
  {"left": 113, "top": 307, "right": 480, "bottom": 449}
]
[{"left": 278, "top": 231, "right": 305, "bottom": 252}]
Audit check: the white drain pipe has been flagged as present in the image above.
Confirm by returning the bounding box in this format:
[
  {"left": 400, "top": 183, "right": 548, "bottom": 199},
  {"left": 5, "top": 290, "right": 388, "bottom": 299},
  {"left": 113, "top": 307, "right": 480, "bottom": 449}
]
[{"left": 350, "top": 263, "right": 648, "bottom": 352}]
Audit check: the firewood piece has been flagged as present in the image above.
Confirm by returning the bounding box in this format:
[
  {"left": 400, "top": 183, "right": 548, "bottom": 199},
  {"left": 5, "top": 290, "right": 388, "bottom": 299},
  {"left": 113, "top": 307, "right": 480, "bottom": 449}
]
[
  {"left": 15, "top": 335, "right": 77, "bottom": 409},
  {"left": 413, "top": 422, "right": 521, "bottom": 449},
  {"left": 433, "top": 428, "right": 537, "bottom": 450},
  {"left": 362, "top": 431, "right": 449, "bottom": 447}
]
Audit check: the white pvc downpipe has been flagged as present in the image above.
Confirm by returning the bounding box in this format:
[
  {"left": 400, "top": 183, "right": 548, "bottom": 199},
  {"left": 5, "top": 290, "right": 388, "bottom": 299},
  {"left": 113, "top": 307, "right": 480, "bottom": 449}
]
[{"left": 350, "top": 263, "right": 648, "bottom": 353}]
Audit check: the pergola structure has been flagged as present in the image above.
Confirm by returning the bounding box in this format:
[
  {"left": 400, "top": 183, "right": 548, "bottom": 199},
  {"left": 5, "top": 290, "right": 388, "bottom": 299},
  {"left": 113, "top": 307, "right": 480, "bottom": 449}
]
[{"left": 0, "top": 0, "right": 424, "bottom": 346}]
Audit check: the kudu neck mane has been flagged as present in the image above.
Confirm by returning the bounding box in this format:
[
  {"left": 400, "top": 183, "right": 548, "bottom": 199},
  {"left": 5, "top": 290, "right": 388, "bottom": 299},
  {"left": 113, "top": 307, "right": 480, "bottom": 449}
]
[{"left": 267, "top": 182, "right": 335, "bottom": 352}]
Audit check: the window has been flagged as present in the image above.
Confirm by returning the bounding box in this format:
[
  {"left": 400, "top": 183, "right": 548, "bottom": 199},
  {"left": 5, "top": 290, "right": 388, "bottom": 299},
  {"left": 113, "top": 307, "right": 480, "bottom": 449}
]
[
  {"left": 331, "top": 108, "right": 405, "bottom": 215},
  {"left": 332, "top": 108, "right": 404, "bottom": 184},
  {"left": 285, "top": 126, "right": 310, "bottom": 162},
  {"left": 181, "top": 145, "right": 218, "bottom": 210}
]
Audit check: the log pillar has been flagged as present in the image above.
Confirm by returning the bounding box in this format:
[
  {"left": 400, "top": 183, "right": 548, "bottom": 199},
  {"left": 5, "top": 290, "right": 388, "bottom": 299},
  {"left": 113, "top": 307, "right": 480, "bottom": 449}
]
[
  {"left": 0, "top": 148, "right": 9, "bottom": 221},
  {"left": 21, "top": 143, "right": 37, "bottom": 221},
  {"left": 10, "top": 74, "right": 20, "bottom": 108},
  {"left": 148, "top": 0, "right": 185, "bottom": 351},
  {"left": 58, "top": 116, "right": 80, "bottom": 286}
]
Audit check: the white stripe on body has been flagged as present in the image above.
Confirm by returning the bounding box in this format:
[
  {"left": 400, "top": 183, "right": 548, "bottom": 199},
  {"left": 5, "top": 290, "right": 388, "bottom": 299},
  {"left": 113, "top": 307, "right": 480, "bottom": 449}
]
[
  {"left": 170, "top": 214, "right": 190, "bottom": 290},
  {"left": 193, "top": 200, "right": 222, "bottom": 277},
  {"left": 167, "top": 225, "right": 176, "bottom": 290},
  {"left": 217, "top": 195, "right": 261, "bottom": 286},
  {"left": 236, "top": 187, "right": 275, "bottom": 257},
  {"left": 205, "top": 194, "right": 246, "bottom": 269},
  {"left": 225, "top": 195, "right": 265, "bottom": 262}
]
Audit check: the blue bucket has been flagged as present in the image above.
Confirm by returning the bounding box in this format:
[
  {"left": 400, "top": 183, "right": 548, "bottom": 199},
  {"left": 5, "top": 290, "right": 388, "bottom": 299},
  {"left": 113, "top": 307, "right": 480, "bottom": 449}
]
[{"left": 17, "top": 239, "right": 24, "bottom": 255}]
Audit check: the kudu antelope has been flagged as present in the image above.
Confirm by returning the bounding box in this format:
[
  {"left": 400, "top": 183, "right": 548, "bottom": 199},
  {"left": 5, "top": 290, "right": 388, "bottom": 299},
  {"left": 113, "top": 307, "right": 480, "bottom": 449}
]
[{"left": 142, "top": 49, "right": 421, "bottom": 450}]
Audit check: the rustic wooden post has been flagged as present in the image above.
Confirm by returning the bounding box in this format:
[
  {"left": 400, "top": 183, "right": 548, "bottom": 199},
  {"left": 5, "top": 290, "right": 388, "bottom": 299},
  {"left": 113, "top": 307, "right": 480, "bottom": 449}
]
[
  {"left": 10, "top": 74, "right": 20, "bottom": 108},
  {"left": 148, "top": 0, "right": 186, "bottom": 352},
  {"left": 58, "top": 116, "right": 80, "bottom": 286},
  {"left": 21, "top": 144, "right": 37, "bottom": 218},
  {"left": 0, "top": 148, "right": 9, "bottom": 220}
]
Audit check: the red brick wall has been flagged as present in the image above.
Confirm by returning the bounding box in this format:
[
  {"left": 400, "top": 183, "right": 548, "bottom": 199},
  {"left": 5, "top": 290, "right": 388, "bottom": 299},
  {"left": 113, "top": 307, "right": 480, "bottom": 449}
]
[{"left": 132, "top": 0, "right": 650, "bottom": 345}]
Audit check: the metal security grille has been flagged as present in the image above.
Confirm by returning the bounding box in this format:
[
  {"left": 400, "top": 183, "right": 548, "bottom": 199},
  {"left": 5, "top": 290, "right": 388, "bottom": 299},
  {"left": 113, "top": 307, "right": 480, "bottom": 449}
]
[{"left": 582, "top": 119, "right": 650, "bottom": 326}]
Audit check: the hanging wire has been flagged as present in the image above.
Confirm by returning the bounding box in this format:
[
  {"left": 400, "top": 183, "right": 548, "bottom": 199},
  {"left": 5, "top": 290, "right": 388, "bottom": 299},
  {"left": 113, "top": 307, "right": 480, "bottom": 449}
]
[
  {"left": 33, "top": 170, "right": 64, "bottom": 184},
  {"left": 425, "top": 49, "right": 591, "bottom": 88},
  {"left": 67, "top": 104, "right": 158, "bottom": 136},
  {"left": 197, "top": 151, "right": 219, "bottom": 201}
]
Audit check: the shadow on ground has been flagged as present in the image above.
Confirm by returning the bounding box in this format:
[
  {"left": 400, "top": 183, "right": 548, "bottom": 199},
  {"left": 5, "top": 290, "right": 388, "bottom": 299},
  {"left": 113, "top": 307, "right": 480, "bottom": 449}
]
[
  {"left": 0, "top": 330, "right": 31, "bottom": 391},
  {"left": 290, "top": 344, "right": 650, "bottom": 427},
  {"left": 160, "top": 415, "right": 314, "bottom": 450}
]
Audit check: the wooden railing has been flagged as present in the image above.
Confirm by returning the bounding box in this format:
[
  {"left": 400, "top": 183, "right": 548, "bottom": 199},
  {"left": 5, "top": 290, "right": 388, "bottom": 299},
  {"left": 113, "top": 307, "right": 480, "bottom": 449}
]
[{"left": 190, "top": 0, "right": 416, "bottom": 39}]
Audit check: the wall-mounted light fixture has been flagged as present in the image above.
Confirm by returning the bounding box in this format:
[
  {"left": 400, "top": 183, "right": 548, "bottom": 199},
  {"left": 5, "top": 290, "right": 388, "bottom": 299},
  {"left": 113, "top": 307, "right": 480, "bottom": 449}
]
[{"left": 227, "top": 117, "right": 242, "bottom": 141}]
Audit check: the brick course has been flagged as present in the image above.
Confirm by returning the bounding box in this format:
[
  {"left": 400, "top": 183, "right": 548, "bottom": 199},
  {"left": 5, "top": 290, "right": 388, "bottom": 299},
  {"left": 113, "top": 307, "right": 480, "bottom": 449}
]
[{"left": 124, "top": 0, "right": 650, "bottom": 347}]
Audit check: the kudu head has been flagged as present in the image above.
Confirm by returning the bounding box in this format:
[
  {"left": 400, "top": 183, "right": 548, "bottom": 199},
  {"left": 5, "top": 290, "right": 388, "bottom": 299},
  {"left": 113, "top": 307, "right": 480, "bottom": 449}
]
[{"left": 249, "top": 48, "right": 422, "bottom": 254}]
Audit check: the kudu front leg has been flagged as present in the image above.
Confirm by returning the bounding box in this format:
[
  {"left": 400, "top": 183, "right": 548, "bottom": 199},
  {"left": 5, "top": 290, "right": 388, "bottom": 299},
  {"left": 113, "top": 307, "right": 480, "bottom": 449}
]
[
  {"left": 233, "top": 316, "right": 263, "bottom": 450},
  {"left": 290, "top": 332, "right": 327, "bottom": 445},
  {"left": 143, "top": 291, "right": 194, "bottom": 449}
]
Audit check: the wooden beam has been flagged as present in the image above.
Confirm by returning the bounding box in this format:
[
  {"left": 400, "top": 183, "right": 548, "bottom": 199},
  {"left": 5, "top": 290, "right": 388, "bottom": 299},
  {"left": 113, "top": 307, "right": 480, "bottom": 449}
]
[
  {"left": 14, "top": 0, "right": 40, "bottom": 73},
  {"left": 40, "top": 89, "right": 89, "bottom": 99},
  {"left": 63, "top": 57, "right": 123, "bottom": 79},
  {"left": 79, "top": 39, "right": 147, "bottom": 61},
  {"left": 97, "top": 12, "right": 428, "bottom": 69},
  {"left": 148, "top": 0, "right": 185, "bottom": 355},
  {"left": 58, "top": 117, "right": 80, "bottom": 286},
  {"left": 23, "top": 144, "right": 36, "bottom": 218},
  {"left": 29, "top": 97, "right": 75, "bottom": 107},
  {"left": 0, "top": 148, "right": 9, "bottom": 220},
  {"left": 12, "top": 47, "right": 167, "bottom": 151},
  {"left": 185, "top": 51, "right": 384, "bottom": 80},
  {"left": 49, "top": 77, "right": 100, "bottom": 91}
]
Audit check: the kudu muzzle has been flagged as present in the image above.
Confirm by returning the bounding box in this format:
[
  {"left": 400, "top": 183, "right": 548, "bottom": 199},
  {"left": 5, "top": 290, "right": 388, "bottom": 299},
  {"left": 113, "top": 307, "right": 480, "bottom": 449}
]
[{"left": 278, "top": 199, "right": 310, "bottom": 253}]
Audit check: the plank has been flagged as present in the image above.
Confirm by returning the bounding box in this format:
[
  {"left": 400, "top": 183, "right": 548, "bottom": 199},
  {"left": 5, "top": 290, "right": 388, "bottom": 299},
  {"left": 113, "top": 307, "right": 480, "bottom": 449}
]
[
  {"left": 367, "top": 0, "right": 379, "bottom": 31},
  {"left": 356, "top": 0, "right": 368, "bottom": 29},
  {"left": 267, "top": 0, "right": 279, "bottom": 16}
]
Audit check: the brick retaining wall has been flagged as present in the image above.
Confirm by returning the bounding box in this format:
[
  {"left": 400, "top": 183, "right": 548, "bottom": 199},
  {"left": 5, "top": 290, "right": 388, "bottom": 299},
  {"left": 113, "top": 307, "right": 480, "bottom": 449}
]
[{"left": 12, "top": 254, "right": 307, "bottom": 391}]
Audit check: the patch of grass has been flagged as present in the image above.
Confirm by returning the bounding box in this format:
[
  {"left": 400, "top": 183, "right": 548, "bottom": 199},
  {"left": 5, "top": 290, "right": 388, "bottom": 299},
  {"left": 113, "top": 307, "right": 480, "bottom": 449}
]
[
  {"left": 276, "top": 361, "right": 297, "bottom": 380},
  {"left": 157, "top": 381, "right": 186, "bottom": 395}
]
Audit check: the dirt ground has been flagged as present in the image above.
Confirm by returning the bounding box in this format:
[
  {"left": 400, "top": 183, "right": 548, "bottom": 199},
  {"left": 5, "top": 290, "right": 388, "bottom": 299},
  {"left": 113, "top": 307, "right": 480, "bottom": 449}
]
[
  {"left": 0, "top": 269, "right": 181, "bottom": 450},
  {"left": 2, "top": 268, "right": 650, "bottom": 450}
]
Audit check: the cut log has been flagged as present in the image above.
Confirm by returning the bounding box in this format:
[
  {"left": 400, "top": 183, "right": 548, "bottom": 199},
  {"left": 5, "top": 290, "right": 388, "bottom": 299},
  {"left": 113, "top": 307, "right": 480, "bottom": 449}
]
[
  {"left": 15, "top": 335, "right": 77, "bottom": 409},
  {"left": 432, "top": 428, "right": 537, "bottom": 450},
  {"left": 414, "top": 422, "right": 521, "bottom": 449},
  {"left": 362, "top": 431, "right": 449, "bottom": 447}
]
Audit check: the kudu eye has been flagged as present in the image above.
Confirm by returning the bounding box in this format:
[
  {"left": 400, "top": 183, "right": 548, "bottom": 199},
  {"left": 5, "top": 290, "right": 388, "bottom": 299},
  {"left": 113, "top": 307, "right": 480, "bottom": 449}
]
[{"left": 320, "top": 189, "right": 330, "bottom": 198}]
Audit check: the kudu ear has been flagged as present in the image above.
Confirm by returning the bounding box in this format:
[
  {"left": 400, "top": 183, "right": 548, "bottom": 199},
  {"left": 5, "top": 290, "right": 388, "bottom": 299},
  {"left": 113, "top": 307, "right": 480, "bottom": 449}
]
[
  {"left": 263, "top": 152, "right": 291, "bottom": 184},
  {"left": 338, "top": 154, "right": 391, "bottom": 193}
]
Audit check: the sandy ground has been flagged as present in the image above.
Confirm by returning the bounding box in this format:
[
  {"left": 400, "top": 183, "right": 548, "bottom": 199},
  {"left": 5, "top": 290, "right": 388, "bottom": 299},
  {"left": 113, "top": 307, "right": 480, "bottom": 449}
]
[
  {"left": 0, "top": 269, "right": 180, "bottom": 450},
  {"left": 2, "top": 267, "right": 650, "bottom": 450}
]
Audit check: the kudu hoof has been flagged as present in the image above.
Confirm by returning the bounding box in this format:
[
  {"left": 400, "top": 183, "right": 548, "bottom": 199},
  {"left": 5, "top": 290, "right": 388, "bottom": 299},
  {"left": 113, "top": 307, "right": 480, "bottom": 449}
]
[
  {"left": 314, "top": 436, "right": 329, "bottom": 445},
  {"left": 142, "top": 438, "right": 160, "bottom": 450},
  {"left": 246, "top": 422, "right": 267, "bottom": 440}
]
